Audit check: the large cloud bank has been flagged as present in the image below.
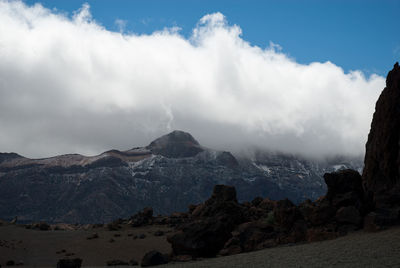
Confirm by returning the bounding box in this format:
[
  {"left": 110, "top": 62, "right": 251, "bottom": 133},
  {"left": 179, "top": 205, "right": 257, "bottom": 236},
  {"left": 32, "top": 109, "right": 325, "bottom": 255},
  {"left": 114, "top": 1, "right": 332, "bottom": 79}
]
[{"left": 0, "top": 1, "right": 385, "bottom": 159}]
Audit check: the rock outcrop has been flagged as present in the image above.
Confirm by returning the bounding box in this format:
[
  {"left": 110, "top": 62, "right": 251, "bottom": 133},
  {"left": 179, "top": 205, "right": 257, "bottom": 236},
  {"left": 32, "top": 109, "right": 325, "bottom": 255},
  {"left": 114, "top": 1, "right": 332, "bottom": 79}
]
[
  {"left": 362, "top": 62, "right": 400, "bottom": 229},
  {"left": 363, "top": 62, "right": 400, "bottom": 210},
  {"left": 168, "top": 170, "right": 367, "bottom": 258}
]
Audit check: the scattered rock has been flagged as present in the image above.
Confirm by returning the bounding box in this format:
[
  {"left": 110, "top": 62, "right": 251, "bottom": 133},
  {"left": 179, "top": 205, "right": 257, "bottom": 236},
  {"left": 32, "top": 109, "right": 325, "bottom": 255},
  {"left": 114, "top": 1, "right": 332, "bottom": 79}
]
[
  {"left": 138, "top": 234, "right": 146, "bottom": 239},
  {"left": 108, "top": 238, "right": 115, "bottom": 243},
  {"left": 106, "top": 259, "right": 129, "bottom": 266},
  {"left": 129, "top": 259, "right": 139, "bottom": 266},
  {"left": 113, "top": 233, "right": 121, "bottom": 237},
  {"left": 106, "top": 222, "right": 120, "bottom": 231},
  {"left": 153, "top": 230, "right": 164, "bottom": 236},
  {"left": 141, "top": 250, "right": 169, "bottom": 267},
  {"left": 86, "top": 233, "right": 99, "bottom": 240},
  {"left": 56, "top": 258, "right": 82, "bottom": 268}
]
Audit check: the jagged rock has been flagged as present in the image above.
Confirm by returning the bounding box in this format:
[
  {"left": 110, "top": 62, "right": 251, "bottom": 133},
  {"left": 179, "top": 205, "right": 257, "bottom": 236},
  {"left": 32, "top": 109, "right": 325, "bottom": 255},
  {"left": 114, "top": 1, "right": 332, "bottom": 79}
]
[
  {"left": 168, "top": 217, "right": 234, "bottom": 257},
  {"left": 168, "top": 185, "right": 245, "bottom": 257},
  {"left": 363, "top": 62, "right": 400, "bottom": 211},
  {"left": 221, "top": 220, "right": 277, "bottom": 255},
  {"left": 299, "top": 198, "right": 335, "bottom": 226},
  {"left": 335, "top": 206, "right": 361, "bottom": 225},
  {"left": 363, "top": 208, "right": 400, "bottom": 232},
  {"left": 141, "top": 250, "right": 169, "bottom": 267},
  {"left": 130, "top": 207, "right": 153, "bottom": 227},
  {"left": 56, "top": 258, "right": 82, "bottom": 268},
  {"left": 324, "top": 169, "right": 364, "bottom": 209},
  {"left": 273, "top": 199, "right": 303, "bottom": 231}
]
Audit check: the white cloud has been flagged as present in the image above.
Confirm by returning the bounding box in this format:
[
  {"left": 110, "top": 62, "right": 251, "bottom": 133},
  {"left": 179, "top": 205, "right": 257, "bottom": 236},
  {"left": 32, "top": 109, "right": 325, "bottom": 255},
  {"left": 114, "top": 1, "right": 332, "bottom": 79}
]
[
  {"left": 114, "top": 18, "right": 126, "bottom": 33},
  {"left": 0, "top": 1, "right": 385, "bottom": 159}
]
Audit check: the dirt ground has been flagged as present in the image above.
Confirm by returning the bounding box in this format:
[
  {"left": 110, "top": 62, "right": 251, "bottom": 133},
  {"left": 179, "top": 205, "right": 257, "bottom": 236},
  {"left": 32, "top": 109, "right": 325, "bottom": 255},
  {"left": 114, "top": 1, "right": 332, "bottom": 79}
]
[
  {"left": 1, "top": 223, "right": 400, "bottom": 267},
  {"left": 0, "top": 223, "right": 172, "bottom": 267}
]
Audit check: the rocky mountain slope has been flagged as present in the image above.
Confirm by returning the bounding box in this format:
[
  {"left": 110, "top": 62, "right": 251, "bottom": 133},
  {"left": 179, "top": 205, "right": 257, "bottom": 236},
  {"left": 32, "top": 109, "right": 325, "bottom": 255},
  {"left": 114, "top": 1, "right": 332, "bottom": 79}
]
[{"left": 0, "top": 131, "right": 361, "bottom": 223}]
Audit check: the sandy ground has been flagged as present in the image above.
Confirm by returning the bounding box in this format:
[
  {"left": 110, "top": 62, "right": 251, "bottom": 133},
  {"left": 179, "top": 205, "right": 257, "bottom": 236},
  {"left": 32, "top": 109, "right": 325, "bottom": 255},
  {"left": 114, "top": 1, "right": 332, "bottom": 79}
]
[
  {"left": 1, "top": 223, "right": 400, "bottom": 267},
  {"left": 166, "top": 227, "right": 400, "bottom": 268},
  {"left": 0, "top": 223, "right": 172, "bottom": 267}
]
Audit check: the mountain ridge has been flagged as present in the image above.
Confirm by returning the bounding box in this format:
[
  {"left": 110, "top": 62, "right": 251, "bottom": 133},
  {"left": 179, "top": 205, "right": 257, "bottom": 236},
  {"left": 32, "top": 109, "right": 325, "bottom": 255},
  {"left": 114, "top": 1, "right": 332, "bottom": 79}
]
[{"left": 0, "top": 130, "right": 362, "bottom": 223}]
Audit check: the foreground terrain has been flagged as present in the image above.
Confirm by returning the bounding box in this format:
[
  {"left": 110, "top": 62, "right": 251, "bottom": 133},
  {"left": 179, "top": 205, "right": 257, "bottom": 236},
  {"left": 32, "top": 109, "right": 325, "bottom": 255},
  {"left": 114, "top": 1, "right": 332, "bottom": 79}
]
[
  {"left": 1, "top": 221, "right": 399, "bottom": 267},
  {"left": 166, "top": 226, "right": 400, "bottom": 268},
  {"left": 0, "top": 222, "right": 172, "bottom": 267}
]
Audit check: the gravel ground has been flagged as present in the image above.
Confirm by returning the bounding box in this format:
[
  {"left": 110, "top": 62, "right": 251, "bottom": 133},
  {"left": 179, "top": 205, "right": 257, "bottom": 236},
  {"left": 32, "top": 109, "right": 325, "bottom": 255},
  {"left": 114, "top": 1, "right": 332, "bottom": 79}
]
[{"left": 165, "top": 226, "right": 400, "bottom": 268}]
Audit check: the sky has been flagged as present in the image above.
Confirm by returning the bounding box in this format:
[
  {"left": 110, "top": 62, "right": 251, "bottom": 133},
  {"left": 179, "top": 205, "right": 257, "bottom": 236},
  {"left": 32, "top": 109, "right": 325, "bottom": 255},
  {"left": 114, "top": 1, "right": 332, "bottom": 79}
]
[{"left": 0, "top": 0, "right": 398, "bottom": 159}]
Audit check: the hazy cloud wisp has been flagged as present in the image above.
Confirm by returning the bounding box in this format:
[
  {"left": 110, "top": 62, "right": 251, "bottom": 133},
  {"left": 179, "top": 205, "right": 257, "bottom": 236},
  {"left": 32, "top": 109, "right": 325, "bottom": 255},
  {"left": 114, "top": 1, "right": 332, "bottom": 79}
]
[{"left": 0, "top": 1, "right": 385, "bottom": 159}]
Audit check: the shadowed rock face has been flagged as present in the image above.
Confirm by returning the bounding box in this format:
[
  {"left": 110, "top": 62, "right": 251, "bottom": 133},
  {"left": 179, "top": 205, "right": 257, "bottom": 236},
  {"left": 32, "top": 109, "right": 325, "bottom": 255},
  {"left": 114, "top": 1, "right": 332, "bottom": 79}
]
[
  {"left": 363, "top": 62, "right": 400, "bottom": 208},
  {"left": 147, "top": 130, "right": 204, "bottom": 158}
]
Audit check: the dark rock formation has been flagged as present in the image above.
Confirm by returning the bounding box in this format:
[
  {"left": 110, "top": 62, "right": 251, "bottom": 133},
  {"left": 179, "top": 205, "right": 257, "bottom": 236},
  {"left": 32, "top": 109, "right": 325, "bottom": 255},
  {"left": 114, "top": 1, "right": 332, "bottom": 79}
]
[
  {"left": 129, "top": 207, "right": 153, "bottom": 227},
  {"left": 141, "top": 250, "right": 169, "bottom": 267},
  {"left": 167, "top": 185, "right": 245, "bottom": 257},
  {"left": 168, "top": 171, "right": 368, "bottom": 258},
  {"left": 363, "top": 62, "right": 400, "bottom": 210}
]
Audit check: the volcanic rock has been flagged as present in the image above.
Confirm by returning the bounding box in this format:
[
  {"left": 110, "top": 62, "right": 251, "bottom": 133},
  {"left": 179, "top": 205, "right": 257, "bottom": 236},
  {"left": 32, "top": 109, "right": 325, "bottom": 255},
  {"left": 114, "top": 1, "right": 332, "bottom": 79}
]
[
  {"left": 167, "top": 185, "right": 245, "bottom": 257},
  {"left": 363, "top": 62, "right": 400, "bottom": 210},
  {"left": 141, "top": 250, "right": 169, "bottom": 267}
]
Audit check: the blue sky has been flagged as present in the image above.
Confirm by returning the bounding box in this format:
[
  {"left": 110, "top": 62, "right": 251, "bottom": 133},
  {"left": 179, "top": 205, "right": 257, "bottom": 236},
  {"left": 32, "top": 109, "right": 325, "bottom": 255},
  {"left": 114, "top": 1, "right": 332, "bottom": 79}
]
[{"left": 24, "top": 0, "right": 400, "bottom": 76}]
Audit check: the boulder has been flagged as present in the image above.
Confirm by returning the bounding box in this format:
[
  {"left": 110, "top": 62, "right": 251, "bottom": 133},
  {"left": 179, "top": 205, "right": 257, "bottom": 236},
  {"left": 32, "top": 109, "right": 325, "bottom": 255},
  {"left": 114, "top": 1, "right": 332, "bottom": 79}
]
[
  {"left": 167, "top": 217, "right": 233, "bottom": 257},
  {"left": 141, "top": 250, "right": 168, "bottom": 267},
  {"left": 324, "top": 169, "right": 364, "bottom": 210},
  {"left": 56, "top": 258, "right": 82, "bottom": 268},
  {"left": 335, "top": 206, "right": 361, "bottom": 226},
  {"left": 299, "top": 198, "right": 335, "bottom": 226},
  {"left": 221, "top": 220, "right": 277, "bottom": 255}
]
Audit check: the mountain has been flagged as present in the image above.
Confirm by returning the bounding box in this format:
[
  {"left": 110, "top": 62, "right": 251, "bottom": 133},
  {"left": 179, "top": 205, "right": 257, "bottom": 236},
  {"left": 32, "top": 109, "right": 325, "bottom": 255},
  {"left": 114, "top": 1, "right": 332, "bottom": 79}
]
[{"left": 0, "top": 130, "right": 362, "bottom": 223}]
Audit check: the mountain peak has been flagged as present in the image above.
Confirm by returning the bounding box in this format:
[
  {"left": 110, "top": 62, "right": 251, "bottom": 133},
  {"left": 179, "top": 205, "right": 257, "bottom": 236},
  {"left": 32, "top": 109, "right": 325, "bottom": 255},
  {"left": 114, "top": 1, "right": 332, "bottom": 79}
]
[{"left": 147, "top": 130, "right": 203, "bottom": 158}]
